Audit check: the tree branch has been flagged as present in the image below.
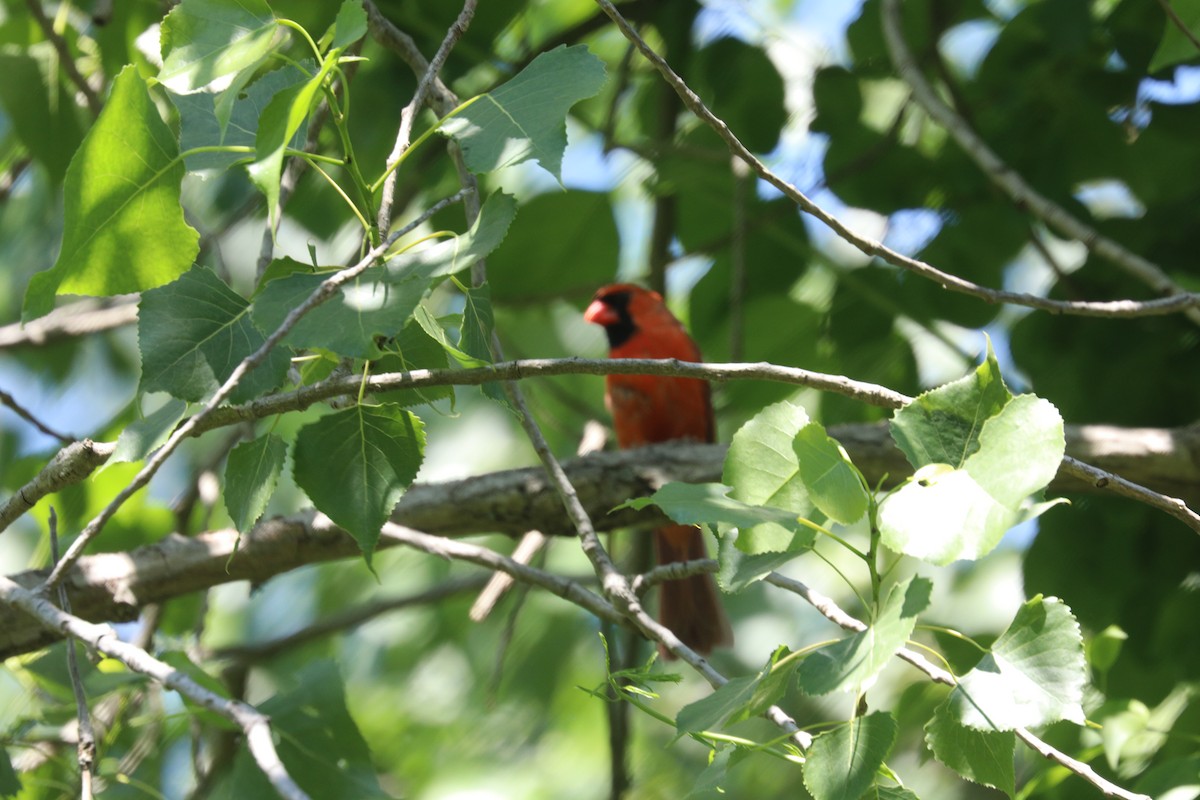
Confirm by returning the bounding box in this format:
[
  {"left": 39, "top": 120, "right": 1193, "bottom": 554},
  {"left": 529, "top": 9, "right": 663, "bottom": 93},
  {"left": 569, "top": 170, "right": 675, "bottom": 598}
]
[
  {"left": 0, "top": 440, "right": 115, "bottom": 534},
  {"left": 376, "top": 0, "right": 476, "bottom": 235},
  {"left": 0, "top": 575, "right": 310, "bottom": 800},
  {"left": 0, "top": 298, "right": 138, "bottom": 350},
  {"left": 592, "top": 0, "right": 1200, "bottom": 320},
  {"left": 879, "top": 0, "right": 1200, "bottom": 326},
  {"left": 4, "top": 425, "right": 1197, "bottom": 657}
]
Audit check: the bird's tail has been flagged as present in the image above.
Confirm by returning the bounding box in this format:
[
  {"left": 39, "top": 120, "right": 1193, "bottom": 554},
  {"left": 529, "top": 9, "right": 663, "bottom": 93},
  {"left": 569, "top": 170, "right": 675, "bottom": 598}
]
[{"left": 654, "top": 525, "right": 733, "bottom": 659}]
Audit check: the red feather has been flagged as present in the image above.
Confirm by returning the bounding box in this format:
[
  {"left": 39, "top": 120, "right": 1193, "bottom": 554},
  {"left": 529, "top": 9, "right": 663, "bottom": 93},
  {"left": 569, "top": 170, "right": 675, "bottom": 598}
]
[{"left": 585, "top": 284, "right": 732, "bottom": 658}]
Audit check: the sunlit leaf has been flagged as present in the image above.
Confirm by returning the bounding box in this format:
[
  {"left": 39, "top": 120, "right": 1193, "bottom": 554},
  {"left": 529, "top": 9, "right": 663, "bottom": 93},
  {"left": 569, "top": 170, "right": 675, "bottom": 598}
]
[
  {"left": 948, "top": 595, "right": 1086, "bottom": 730},
  {"left": 441, "top": 45, "right": 607, "bottom": 181},
  {"left": 158, "top": 0, "right": 277, "bottom": 94},
  {"left": 794, "top": 422, "right": 869, "bottom": 525},
  {"left": 879, "top": 346, "right": 1066, "bottom": 565},
  {"left": 723, "top": 400, "right": 819, "bottom": 553},
  {"left": 24, "top": 67, "right": 199, "bottom": 321}
]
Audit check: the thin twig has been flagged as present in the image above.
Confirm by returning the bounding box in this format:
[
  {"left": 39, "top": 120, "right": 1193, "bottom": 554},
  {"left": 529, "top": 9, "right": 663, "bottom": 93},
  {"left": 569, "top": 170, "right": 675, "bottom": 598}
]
[
  {"left": 50, "top": 508, "right": 96, "bottom": 799},
  {"left": 592, "top": 0, "right": 1200, "bottom": 321},
  {"left": 470, "top": 420, "right": 608, "bottom": 621},
  {"left": 10, "top": 359, "right": 1198, "bottom": 541},
  {"left": 378, "top": 522, "right": 623, "bottom": 624},
  {"left": 1156, "top": 0, "right": 1200, "bottom": 60},
  {"left": 0, "top": 387, "right": 71, "bottom": 442},
  {"left": 24, "top": 0, "right": 102, "bottom": 117},
  {"left": 879, "top": 0, "right": 1200, "bottom": 326},
  {"left": 363, "top": 1, "right": 459, "bottom": 114},
  {"left": 0, "top": 575, "right": 311, "bottom": 800},
  {"left": 377, "top": 0, "right": 477, "bottom": 236}
]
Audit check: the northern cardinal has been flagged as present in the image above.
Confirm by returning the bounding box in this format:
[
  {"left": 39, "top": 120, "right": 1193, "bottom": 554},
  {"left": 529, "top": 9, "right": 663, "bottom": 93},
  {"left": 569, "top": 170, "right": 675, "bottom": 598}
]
[{"left": 584, "top": 283, "right": 733, "bottom": 658}]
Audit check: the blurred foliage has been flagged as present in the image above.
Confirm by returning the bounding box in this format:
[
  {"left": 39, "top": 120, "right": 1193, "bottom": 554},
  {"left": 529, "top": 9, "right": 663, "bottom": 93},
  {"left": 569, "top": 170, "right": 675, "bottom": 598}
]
[{"left": 0, "top": 0, "right": 1197, "bottom": 798}]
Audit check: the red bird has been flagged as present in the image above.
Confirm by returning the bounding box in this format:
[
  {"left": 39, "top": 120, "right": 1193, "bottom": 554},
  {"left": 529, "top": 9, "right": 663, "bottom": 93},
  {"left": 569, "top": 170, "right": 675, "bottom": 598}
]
[{"left": 584, "top": 283, "right": 733, "bottom": 658}]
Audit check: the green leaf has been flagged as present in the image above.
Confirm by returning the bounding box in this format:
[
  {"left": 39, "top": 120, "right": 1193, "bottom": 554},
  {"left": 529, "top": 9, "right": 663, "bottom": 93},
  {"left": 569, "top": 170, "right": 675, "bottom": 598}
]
[
  {"left": 109, "top": 398, "right": 188, "bottom": 465},
  {"left": 292, "top": 404, "right": 425, "bottom": 563},
  {"left": 24, "top": 67, "right": 199, "bottom": 321},
  {"left": 213, "top": 661, "right": 390, "bottom": 799},
  {"left": 879, "top": 344, "right": 1066, "bottom": 565},
  {"left": 330, "top": 0, "right": 368, "bottom": 50},
  {"left": 159, "top": 651, "right": 239, "bottom": 731},
  {"left": 797, "top": 576, "right": 932, "bottom": 695},
  {"left": 676, "top": 647, "right": 795, "bottom": 734},
  {"left": 890, "top": 343, "right": 1011, "bottom": 470},
  {"left": 1097, "top": 686, "right": 1192, "bottom": 777},
  {"left": 440, "top": 44, "right": 607, "bottom": 181},
  {"left": 0, "top": 44, "right": 86, "bottom": 184},
  {"left": 251, "top": 193, "right": 516, "bottom": 358},
  {"left": 879, "top": 392, "right": 1066, "bottom": 565},
  {"left": 386, "top": 191, "right": 517, "bottom": 282},
  {"left": 139, "top": 267, "right": 289, "bottom": 403},
  {"left": 247, "top": 62, "right": 329, "bottom": 224},
  {"left": 716, "top": 532, "right": 810, "bottom": 592},
  {"left": 723, "top": 400, "right": 819, "bottom": 553},
  {"left": 373, "top": 321, "right": 456, "bottom": 409},
  {"left": 949, "top": 595, "right": 1086, "bottom": 731},
  {"left": 1150, "top": 3, "right": 1200, "bottom": 72},
  {"left": 794, "top": 422, "right": 869, "bottom": 525},
  {"left": 0, "top": 745, "right": 22, "bottom": 797},
  {"left": 686, "top": 747, "right": 733, "bottom": 798},
  {"left": 618, "top": 482, "right": 807, "bottom": 538},
  {"left": 172, "top": 63, "right": 309, "bottom": 174},
  {"left": 803, "top": 712, "right": 898, "bottom": 800},
  {"left": 725, "top": 399, "right": 812, "bottom": 509},
  {"left": 252, "top": 269, "right": 427, "bottom": 359},
  {"left": 460, "top": 282, "right": 510, "bottom": 407},
  {"left": 925, "top": 702, "right": 1016, "bottom": 797},
  {"left": 1087, "top": 624, "right": 1127, "bottom": 674},
  {"left": 412, "top": 305, "right": 486, "bottom": 368},
  {"left": 224, "top": 433, "right": 287, "bottom": 532},
  {"left": 459, "top": 282, "right": 495, "bottom": 363},
  {"left": 158, "top": 0, "right": 277, "bottom": 94}
]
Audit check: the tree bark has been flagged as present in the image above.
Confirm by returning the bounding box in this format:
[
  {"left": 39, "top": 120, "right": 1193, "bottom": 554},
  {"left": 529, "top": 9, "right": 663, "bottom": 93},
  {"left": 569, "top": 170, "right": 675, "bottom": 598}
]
[{"left": 3, "top": 423, "right": 1196, "bottom": 658}]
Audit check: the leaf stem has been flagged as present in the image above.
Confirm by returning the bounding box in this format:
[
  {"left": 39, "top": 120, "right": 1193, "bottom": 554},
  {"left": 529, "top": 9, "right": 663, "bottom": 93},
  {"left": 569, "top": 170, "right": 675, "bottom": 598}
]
[
  {"left": 368, "top": 95, "right": 483, "bottom": 195},
  {"left": 276, "top": 18, "right": 323, "bottom": 64}
]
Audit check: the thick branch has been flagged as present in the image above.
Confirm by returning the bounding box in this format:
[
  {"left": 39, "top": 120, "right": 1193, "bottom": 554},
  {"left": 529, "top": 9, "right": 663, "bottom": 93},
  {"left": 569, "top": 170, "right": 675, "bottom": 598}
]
[{"left": 5, "top": 425, "right": 1197, "bottom": 657}]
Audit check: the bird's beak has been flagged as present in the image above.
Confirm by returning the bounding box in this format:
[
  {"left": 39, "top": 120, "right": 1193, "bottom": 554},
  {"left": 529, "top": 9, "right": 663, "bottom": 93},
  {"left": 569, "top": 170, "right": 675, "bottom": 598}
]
[{"left": 584, "top": 299, "right": 620, "bottom": 326}]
